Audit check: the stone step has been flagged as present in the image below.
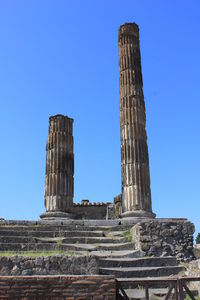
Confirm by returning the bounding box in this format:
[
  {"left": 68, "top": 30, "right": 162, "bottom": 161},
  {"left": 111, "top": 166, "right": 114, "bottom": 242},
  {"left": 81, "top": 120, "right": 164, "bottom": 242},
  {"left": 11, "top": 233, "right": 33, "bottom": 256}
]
[
  {"left": 0, "top": 242, "right": 134, "bottom": 252},
  {"left": 0, "top": 219, "right": 139, "bottom": 226},
  {"left": 0, "top": 225, "right": 131, "bottom": 232},
  {"left": 0, "top": 249, "right": 141, "bottom": 258},
  {"left": 0, "top": 230, "right": 108, "bottom": 238},
  {"left": 99, "top": 256, "right": 177, "bottom": 268},
  {"left": 91, "top": 250, "right": 142, "bottom": 258},
  {"left": 99, "top": 266, "right": 184, "bottom": 278},
  {"left": 0, "top": 236, "right": 126, "bottom": 244}
]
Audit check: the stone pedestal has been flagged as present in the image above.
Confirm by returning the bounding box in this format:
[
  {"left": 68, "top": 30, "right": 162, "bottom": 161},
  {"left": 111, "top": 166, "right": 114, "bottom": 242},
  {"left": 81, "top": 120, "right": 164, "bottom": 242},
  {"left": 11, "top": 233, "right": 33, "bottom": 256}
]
[
  {"left": 118, "top": 23, "right": 155, "bottom": 219},
  {"left": 40, "top": 114, "right": 74, "bottom": 219}
]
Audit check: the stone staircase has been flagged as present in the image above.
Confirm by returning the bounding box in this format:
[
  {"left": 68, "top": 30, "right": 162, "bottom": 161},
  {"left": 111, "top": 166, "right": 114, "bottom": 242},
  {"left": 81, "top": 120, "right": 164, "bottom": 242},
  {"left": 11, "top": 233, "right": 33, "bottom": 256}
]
[
  {"left": 99, "top": 256, "right": 183, "bottom": 278},
  {"left": 0, "top": 223, "right": 134, "bottom": 252},
  {"left": 0, "top": 221, "right": 184, "bottom": 292}
]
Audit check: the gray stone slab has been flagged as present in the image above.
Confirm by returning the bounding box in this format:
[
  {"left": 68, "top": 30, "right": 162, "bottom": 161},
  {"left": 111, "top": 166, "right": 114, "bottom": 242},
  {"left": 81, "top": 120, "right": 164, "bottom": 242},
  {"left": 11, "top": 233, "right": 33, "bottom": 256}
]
[
  {"left": 100, "top": 266, "right": 184, "bottom": 278},
  {"left": 99, "top": 256, "right": 177, "bottom": 268}
]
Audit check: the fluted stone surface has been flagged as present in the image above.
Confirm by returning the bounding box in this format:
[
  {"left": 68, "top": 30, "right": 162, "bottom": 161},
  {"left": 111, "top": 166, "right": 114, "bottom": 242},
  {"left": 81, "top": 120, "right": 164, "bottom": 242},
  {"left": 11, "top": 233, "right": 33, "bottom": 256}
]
[
  {"left": 41, "top": 115, "right": 74, "bottom": 218},
  {"left": 118, "top": 23, "right": 155, "bottom": 218}
]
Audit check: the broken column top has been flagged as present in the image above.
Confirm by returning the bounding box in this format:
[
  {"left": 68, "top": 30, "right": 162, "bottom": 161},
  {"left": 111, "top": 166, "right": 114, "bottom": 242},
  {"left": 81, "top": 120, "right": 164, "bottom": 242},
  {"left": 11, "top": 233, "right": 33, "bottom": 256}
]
[
  {"left": 49, "top": 114, "right": 73, "bottom": 134},
  {"left": 118, "top": 22, "right": 139, "bottom": 37},
  {"left": 49, "top": 114, "right": 73, "bottom": 122}
]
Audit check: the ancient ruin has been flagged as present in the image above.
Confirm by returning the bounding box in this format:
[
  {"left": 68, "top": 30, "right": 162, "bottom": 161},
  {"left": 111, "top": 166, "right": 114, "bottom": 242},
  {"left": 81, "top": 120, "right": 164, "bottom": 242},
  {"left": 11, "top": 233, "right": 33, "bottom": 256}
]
[
  {"left": 41, "top": 114, "right": 74, "bottom": 219},
  {"left": 0, "top": 22, "right": 197, "bottom": 299},
  {"left": 41, "top": 23, "right": 156, "bottom": 221},
  {"left": 118, "top": 23, "right": 155, "bottom": 218}
]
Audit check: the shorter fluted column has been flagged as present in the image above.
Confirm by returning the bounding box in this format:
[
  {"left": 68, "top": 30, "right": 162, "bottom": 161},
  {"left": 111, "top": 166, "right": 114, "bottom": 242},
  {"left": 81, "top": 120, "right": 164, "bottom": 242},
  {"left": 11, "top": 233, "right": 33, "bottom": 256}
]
[{"left": 40, "top": 114, "right": 74, "bottom": 219}]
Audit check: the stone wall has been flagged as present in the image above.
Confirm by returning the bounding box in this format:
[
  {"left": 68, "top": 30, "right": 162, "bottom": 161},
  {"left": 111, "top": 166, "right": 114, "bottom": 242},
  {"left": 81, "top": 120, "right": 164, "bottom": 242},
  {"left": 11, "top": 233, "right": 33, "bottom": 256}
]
[
  {"left": 0, "top": 275, "right": 116, "bottom": 299},
  {"left": 132, "top": 219, "right": 194, "bottom": 261},
  {"left": 194, "top": 244, "right": 200, "bottom": 259},
  {"left": 72, "top": 203, "right": 110, "bottom": 219},
  {"left": 0, "top": 255, "right": 98, "bottom": 276},
  {"left": 72, "top": 197, "right": 123, "bottom": 220}
]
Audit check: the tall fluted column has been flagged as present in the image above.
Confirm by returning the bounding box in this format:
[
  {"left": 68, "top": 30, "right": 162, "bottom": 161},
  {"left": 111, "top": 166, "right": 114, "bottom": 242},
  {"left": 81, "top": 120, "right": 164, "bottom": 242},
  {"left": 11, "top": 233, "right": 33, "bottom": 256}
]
[
  {"left": 118, "top": 23, "right": 155, "bottom": 218},
  {"left": 40, "top": 114, "right": 74, "bottom": 219}
]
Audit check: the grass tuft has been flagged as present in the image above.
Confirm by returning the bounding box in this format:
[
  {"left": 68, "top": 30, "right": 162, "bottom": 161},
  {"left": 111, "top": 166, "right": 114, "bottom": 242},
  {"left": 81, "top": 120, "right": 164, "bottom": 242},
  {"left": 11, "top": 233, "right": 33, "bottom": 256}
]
[{"left": 123, "top": 229, "right": 133, "bottom": 242}]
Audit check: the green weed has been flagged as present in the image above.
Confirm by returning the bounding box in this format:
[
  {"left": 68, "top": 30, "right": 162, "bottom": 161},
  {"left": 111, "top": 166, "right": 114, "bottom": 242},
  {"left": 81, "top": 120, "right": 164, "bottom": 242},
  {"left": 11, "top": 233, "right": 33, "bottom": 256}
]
[{"left": 123, "top": 229, "right": 133, "bottom": 242}]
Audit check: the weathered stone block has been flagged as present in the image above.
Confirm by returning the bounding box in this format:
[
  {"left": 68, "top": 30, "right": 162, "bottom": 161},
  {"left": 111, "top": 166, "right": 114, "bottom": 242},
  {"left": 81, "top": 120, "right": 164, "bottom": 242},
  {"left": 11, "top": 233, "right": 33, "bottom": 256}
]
[
  {"left": 132, "top": 218, "right": 194, "bottom": 261},
  {"left": 141, "top": 243, "right": 150, "bottom": 251}
]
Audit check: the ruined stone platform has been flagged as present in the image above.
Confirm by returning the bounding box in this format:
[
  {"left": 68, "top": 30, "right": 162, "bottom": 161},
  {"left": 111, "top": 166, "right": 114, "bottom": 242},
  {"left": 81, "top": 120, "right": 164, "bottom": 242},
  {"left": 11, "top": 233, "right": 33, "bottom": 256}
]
[{"left": 0, "top": 217, "right": 194, "bottom": 281}]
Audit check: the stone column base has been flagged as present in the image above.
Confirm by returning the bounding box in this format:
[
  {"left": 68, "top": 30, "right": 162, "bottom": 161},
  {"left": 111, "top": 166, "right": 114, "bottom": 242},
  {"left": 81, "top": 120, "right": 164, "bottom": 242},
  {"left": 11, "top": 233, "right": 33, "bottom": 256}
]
[
  {"left": 40, "top": 211, "right": 74, "bottom": 220},
  {"left": 121, "top": 210, "right": 156, "bottom": 219}
]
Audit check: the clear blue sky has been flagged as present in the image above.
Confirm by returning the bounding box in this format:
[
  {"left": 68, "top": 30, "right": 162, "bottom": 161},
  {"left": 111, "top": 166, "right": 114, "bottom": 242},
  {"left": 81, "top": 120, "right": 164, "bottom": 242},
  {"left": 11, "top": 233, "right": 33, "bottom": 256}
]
[{"left": 0, "top": 1, "right": 199, "bottom": 235}]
